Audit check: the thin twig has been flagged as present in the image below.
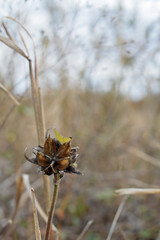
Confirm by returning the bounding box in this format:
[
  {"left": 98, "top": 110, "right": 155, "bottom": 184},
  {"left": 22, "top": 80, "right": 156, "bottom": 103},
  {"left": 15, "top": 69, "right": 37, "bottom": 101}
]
[
  {"left": 0, "top": 175, "right": 24, "bottom": 239},
  {"left": 31, "top": 188, "right": 42, "bottom": 240},
  {"left": 0, "top": 88, "right": 28, "bottom": 129},
  {"left": 1, "top": 18, "right": 51, "bottom": 212},
  {"left": 21, "top": 176, "right": 58, "bottom": 238},
  {"left": 0, "top": 83, "right": 20, "bottom": 105},
  {"left": 22, "top": 174, "right": 58, "bottom": 234},
  {"left": 18, "top": 28, "right": 30, "bottom": 58},
  {"left": 0, "top": 35, "right": 28, "bottom": 58},
  {"left": 0, "top": 104, "right": 15, "bottom": 129},
  {"left": 118, "top": 226, "right": 129, "bottom": 240},
  {"left": 129, "top": 147, "right": 160, "bottom": 168},
  {"left": 45, "top": 174, "right": 61, "bottom": 240},
  {"left": 116, "top": 188, "right": 160, "bottom": 196},
  {"left": 2, "top": 20, "right": 13, "bottom": 40},
  {"left": 76, "top": 220, "right": 94, "bottom": 240},
  {"left": 106, "top": 196, "right": 128, "bottom": 240},
  {"left": 11, "top": 175, "right": 24, "bottom": 222}
]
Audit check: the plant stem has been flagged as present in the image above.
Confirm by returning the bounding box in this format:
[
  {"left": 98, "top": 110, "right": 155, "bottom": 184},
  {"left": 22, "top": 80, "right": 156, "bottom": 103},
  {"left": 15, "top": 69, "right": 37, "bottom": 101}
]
[
  {"left": 45, "top": 174, "right": 61, "bottom": 240},
  {"left": 28, "top": 59, "right": 51, "bottom": 214}
]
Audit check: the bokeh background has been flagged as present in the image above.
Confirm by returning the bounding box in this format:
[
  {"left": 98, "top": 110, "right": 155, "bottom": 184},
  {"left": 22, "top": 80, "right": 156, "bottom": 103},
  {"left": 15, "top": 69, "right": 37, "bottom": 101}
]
[{"left": 1, "top": 0, "right": 160, "bottom": 239}]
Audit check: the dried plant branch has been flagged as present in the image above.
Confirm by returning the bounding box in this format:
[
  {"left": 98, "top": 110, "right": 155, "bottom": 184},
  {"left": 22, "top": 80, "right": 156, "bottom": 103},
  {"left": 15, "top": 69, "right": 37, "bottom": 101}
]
[
  {"left": 128, "top": 178, "right": 160, "bottom": 188},
  {"left": 22, "top": 174, "right": 58, "bottom": 234},
  {"left": 76, "top": 220, "right": 94, "bottom": 240},
  {"left": 118, "top": 226, "right": 129, "bottom": 240},
  {"left": 129, "top": 147, "right": 160, "bottom": 168},
  {"left": 11, "top": 175, "right": 24, "bottom": 221},
  {"left": 0, "top": 35, "right": 28, "bottom": 58},
  {"left": 0, "top": 88, "right": 27, "bottom": 129},
  {"left": 0, "top": 219, "right": 13, "bottom": 237},
  {"left": 0, "top": 83, "right": 20, "bottom": 105},
  {"left": 31, "top": 188, "right": 42, "bottom": 240},
  {"left": 151, "top": 140, "right": 160, "bottom": 151},
  {"left": 4, "top": 16, "right": 38, "bottom": 84},
  {"left": 106, "top": 196, "right": 128, "bottom": 240},
  {"left": 45, "top": 174, "right": 61, "bottom": 240},
  {"left": 116, "top": 188, "right": 160, "bottom": 196},
  {"left": 2, "top": 20, "right": 13, "bottom": 40},
  {"left": 0, "top": 17, "right": 51, "bottom": 213},
  {"left": 0, "top": 104, "right": 15, "bottom": 129},
  {"left": 18, "top": 28, "right": 30, "bottom": 58},
  {"left": 0, "top": 175, "right": 24, "bottom": 239}
]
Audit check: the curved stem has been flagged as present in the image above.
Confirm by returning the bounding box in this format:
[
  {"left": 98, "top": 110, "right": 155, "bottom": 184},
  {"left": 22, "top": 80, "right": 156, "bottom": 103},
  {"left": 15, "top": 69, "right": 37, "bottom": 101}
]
[{"left": 45, "top": 174, "right": 61, "bottom": 240}]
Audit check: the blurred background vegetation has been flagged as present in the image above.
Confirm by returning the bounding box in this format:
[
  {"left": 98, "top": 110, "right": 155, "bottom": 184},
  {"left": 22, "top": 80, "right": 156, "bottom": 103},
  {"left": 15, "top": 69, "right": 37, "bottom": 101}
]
[{"left": 1, "top": 0, "right": 160, "bottom": 239}]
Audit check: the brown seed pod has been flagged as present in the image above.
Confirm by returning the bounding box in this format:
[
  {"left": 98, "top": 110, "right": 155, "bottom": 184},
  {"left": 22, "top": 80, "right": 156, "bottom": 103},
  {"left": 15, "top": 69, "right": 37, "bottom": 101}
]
[{"left": 24, "top": 128, "right": 82, "bottom": 177}]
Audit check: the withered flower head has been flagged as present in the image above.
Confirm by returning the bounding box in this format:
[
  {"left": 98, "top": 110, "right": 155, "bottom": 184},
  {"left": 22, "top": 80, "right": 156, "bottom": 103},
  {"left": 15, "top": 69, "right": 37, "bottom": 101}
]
[{"left": 24, "top": 128, "right": 82, "bottom": 177}]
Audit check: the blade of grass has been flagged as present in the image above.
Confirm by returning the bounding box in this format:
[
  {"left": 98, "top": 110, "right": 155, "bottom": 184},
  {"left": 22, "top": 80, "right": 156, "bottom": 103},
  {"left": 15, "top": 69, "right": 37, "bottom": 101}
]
[
  {"left": 0, "top": 88, "right": 28, "bottom": 129},
  {"left": 4, "top": 16, "right": 38, "bottom": 84},
  {"left": 18, "top": 28, "right": 30, "bottom": 58},
  {"left": 0, "top": 35, "right": 28, "bottom": 58},
  {"left": 129, "top": 147, "right": 160, "bottom": 168},
  {"left": 31, "top": 188, "right": 42, "bottom": 240},
  {"left": 76, "top": 220, "right": 94, "bottom": 240},
  {"left": 22, "top": 174, "right": 58, "bottom": 235},
  {"left": 0, "top": 83, "right": 20, "bottom": 105},
  {"left": 2, "top": 20, "right": 13, "bottom": 40},
  {"left": 1, "top": 17, "right": 51, "bottom": 212},
  {"left": 106, "top": 196, "right": 128, "bottom": 240},
  {"left": 0, "top": 174, "right": 24, "bottom": 239},
  {"left": 11, "top": 175, "right": 24, "bottom": 221},
  {"left": 116, "top": 188, "right": 160, "bottom": 195}
]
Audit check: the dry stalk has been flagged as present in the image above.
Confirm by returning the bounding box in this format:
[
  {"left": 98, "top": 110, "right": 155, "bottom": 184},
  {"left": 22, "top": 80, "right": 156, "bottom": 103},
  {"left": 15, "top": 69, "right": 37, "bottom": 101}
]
[
  {"left": 129, "top": 147, "right": 160, "bottom": 168},
  {"left": 11, "top": 175, "right": 24, "bottom": 221},
  {"left": 116, "top": 188, "right": 160, "bottom": 196},
  {"left": 0, "top": 88, "right": 28, "bottom": 129},
  {"left": 0, "top": 17, "right": 51, "bottom": 213},
  {"left": 0, "top": 82, "right": 20, "bottom": 106},
  {"left": 2, "top": 20, "right": 13, "bottom": 40},
  {"left": 31, "top": 188, "right": 42, "bottom": 240},
  {"left": 0, "top": 175, "right": 24, "bottom": 239},
  {"left": 76, "top": 220, "right": 94, "bottom": 240},
  {"left": 106, "top": 196, "right": 128, "bottom": 240},
  {"left": 22, "top": 174, "right": 58, "bottom": 234},
  {"left": 45, "top": 174, "right": 61, "bottom": 240}
]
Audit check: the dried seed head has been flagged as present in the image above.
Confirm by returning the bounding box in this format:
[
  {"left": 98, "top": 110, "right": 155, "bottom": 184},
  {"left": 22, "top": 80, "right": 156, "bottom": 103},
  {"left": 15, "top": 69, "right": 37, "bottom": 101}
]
[{"left": 24, "top": 128, "right": 82, "bottom": 177}]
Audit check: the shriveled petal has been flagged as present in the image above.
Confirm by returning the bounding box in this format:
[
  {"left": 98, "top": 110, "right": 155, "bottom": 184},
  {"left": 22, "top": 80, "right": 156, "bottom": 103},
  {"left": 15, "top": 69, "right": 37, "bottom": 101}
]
[
  {"left": 56, "top": 141, "right": 71, "bottom": 158},
  {"left": 37, "top": 152, "right": 51, "bottom": 167},
  {"left": 44, "top": 135, "right": 53, "bottom": 156}
]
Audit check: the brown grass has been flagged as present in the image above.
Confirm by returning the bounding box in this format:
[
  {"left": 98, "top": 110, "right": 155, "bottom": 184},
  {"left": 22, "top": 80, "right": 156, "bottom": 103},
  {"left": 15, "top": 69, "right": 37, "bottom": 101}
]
[{"left": 1, "top": 17, "right": 160, "bottom": 240}]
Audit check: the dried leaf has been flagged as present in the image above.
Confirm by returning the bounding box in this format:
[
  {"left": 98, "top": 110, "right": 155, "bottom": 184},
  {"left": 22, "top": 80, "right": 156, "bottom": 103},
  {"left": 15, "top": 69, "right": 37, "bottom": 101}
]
[
  {"left": 31, "top": 188, "right": 42, "bottom": 240},
  {"left": 44, "top": 136, "right": 53, "bottom": 156},
  {"left": 116, "top": 188, "right": 160, "bottom": 196},
  {"left": 55, "top": 159, "right": 70, "bottom": 171},
  {"left": 2, "top": 20, "right": 13, "bottom": 40},
  {"left": 18, "top": 28, "right": 30, "bottom": 58},
  {"left": 37, "top": 152, "right": 50, "bottom": 167},
  {"left": 0, "top": 35, "right": 28, "bottom": 58},
  {"left": 4, "top": 16, "right": 38, "bottom": 83},
  {"left": 15, "top": 176, "right": 24, "bottom": 210},
  {"left": 52, "top": 139, "right": 57, "bottom": 155},
  {"left": 0, "top": 83, "right": 20, "bottom": 106},
  {"left": 22, "top": 174, "right": 58, "bottom": 234},
  {"left": 56, "top": 142, "right": 71, "bottom": 158}
]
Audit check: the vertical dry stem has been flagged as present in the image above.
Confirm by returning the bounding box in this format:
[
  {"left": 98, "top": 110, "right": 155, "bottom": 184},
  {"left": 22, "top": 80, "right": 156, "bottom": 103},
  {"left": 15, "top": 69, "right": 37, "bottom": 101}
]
[
  {"left": 0, "top": 16, "right": 52, "bottom": 236},
  {"left": 106, "top": 196, "right": 128, "bottom": 240},
  {"left": 31, "top": 188, "right": 42, "bottom": 240},
  {"left": 45, "top": 174, "right": 61, "bottom": 240},
  {"left": 28, "top": 57, "right": 51, "bottom": 214}
]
